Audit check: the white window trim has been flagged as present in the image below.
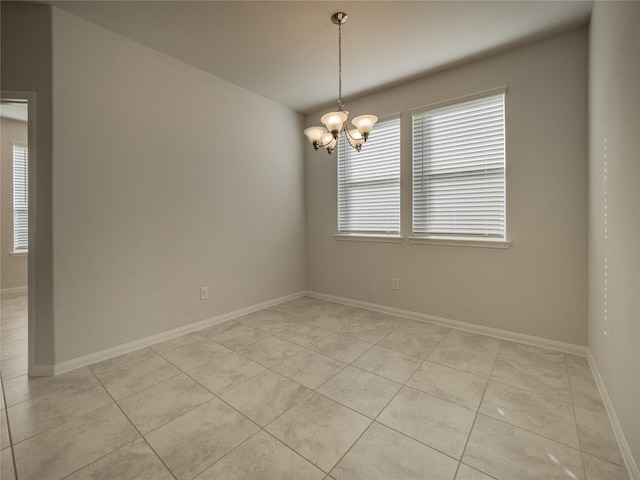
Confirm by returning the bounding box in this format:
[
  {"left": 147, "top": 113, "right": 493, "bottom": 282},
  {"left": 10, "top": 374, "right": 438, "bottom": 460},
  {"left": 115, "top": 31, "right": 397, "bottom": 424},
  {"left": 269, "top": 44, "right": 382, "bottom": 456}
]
[
  {"left": 408, "top": 236, "right": 511, "bottom": 249},
  {"left": 334, "top": 233, "right": 404, "bottom": 243},
  {"left": 337, "top": 114, "right": 402, "bottom": 236},
  {"left": 411, "top": 87, "right": 507, "bottom": 242}
]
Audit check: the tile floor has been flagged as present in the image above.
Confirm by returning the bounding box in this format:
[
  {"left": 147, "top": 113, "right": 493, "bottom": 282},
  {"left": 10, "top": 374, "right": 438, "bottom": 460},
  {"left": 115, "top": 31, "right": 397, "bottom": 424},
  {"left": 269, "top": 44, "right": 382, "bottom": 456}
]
[{"left": 0, "top": 295, "right": 631, "bottom": 480}]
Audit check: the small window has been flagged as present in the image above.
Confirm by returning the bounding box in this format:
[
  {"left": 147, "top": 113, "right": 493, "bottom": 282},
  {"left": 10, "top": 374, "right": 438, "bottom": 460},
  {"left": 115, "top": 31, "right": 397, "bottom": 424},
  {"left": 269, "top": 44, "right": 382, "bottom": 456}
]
[
  {"left": 337, "top": 116, "right": 401, "bottom": 236},
  {"left": 13, "top": 144, "right": 28, "bottom": 252},
  {"left": 412, "top": 90, "right": 506, "bottom": 239}
]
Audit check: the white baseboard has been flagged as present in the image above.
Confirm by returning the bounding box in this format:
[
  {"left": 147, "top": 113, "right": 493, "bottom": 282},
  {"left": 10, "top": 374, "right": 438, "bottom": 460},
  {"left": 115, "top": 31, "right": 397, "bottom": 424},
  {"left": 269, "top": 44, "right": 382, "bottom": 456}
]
[
  {"left": 307, "top": 291, "right": 640, "bottom": 476},
  {"left": 1, "top": 286, "right": 28, "bottom": 298},
  {"left": 30, "top": 288, "right": 637, "bottom": 478},
  {"left": 587, "top": 351, "right": 640, "bottom": 480},
  {"left": 305, "top": 290, "right": 588, "bottom": 356},
  {"left": 38, "top": 290, "right": 305, "bottom": 377}
]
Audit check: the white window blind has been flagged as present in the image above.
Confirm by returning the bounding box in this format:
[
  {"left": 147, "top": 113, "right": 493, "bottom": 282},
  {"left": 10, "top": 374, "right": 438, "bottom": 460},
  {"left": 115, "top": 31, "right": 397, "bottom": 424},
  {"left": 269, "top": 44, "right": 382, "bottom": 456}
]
[
  {"left": 13, "top": 144, "right": 28, "bottom": 251},
  {"left": 338, "top": 117, "right": 401, "bottom": 235},
  {"left": 412, "top": 90, "right": 505, "bottom": 239}
]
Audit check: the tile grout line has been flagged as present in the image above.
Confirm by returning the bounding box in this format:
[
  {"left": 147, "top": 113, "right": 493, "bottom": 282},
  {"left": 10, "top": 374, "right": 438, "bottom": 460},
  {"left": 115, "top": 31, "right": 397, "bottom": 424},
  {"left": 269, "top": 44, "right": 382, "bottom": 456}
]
[
  {"left": 460, "top": 345, "right": 598, "bottom": 479},
  {"left": 5, "top": 370, "right": 138, "bottom": 451},
  {"left": 477, "top": 411, "right": 586, "bottom": 455},
  {"left": 327, "top": 320, "right": 490, "bottom": 474},
  {"left": 160, "top": 333, "right": 334, "bottom": 477},
  {"left": 260, "top": 428, "right": 333, "bottom": 476},
  {"left": 11, "top": 298, "right": 348, "bottom": 477},
  {"left": 455, "top": 340, "right": 501, "bottom": 479},
  {"left": 180, "top": 316, "right": 335, "bottom": 475},
  {"left": 565, "top": 358, "right": 627, "bottom": 471},
  {"left": 309, "top": 335, "right": 376, "bottom": 363},
  {"left": 268, "top": 350, "right": 351, "bottom": 392},
  {"left": 482, "top": 349, "right": 626, "bottom": 476},
  {"left": 476, "top": 404, "right": 586, "bottom": 454},
  {"left": 361, "top": 321, "right": 462, "bottom": 457},
  {"left": 6, "top": 298, "right": 625, "bottom": 479},
  {"left": 306, "top": 319, "right": 417, "bottom": 473},
  {"left": 323, "top": 319, "right": 451, "bottom": 476},
  {"left": 168, "top": 319, "right": 327, "bottom": 451},
  {"left": 567, "top": 352, "right": 590, "bottom": 479},
  {"left": 119, "top": 341, "right": 277, "bottom": 455},
  {"left": 189, "top": 429, "right": 269, "bottom": 478},
  {"left": 181, "top": 353, "right": 266, "bottom": 398},
  {"left": 111, "top": 372, "right": 215, "bottom": 435},
  {"left": 177, "top": 380, "right": 306, "bottom": 476},
  {"left": 488, "top": 353, "right": 603, "bottom": 451},
  {"left": 322, "top": 419, "right": 376, "bottom": 476},
  {"left": 0, "top": 374, "right": 19, "bottom": 480},
  {"left": 83, "top": 366, "right": 179, "bottom": 480},
  {"left": 486, "top": 376, "right": 575, "bottom": 406},
  {"left": 214, "top": 314, "right": 417, "bottom": 475}
]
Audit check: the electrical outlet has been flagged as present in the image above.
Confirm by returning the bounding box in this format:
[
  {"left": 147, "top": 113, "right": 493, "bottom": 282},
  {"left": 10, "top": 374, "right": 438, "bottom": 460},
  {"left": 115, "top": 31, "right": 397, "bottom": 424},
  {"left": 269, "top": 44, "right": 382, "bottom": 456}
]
[
  {"left": 392, "top": 278, "right": 400, "bottom": 290},
  {"left": 200, "top": 286, "right": 209, "bottom": 300}
]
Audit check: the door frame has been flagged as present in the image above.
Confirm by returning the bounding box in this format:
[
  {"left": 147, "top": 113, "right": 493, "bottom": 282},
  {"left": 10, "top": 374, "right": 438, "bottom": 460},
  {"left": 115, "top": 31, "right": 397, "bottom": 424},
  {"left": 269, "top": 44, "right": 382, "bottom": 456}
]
[{"left": 2, "top": 89, "right": 37, "bottom": 376}]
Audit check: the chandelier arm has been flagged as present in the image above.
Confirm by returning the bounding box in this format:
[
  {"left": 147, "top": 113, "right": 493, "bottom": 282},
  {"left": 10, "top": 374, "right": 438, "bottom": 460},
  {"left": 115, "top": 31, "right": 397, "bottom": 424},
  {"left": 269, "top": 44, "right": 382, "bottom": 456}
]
[
  {"left": 342, "top": 129, "right": 359, "bottom": 150},
  {"left": 314, "top": 135, "right": 336, "bottom": 149},
  {"left": 343, "top": 127, "right": 357, "bottom": 141},
  {"left": 316, "top": 138, "right": 332, "bottom": 149},
  {"left": 344, "top": 135, "right": 357, "bottom": 150}
]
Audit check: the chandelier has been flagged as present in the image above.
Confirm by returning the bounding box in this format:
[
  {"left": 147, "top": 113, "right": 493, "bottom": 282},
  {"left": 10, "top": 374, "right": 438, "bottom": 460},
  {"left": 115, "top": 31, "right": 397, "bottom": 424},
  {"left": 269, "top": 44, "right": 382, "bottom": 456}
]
[{"left": 304, "top": 12, "right": 378, "bottom": 155}]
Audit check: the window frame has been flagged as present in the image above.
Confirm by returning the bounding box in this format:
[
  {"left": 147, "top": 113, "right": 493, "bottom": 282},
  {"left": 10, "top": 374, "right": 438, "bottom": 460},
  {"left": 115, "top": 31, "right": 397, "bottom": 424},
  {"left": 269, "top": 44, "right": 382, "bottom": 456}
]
[
  {"left": 336, "top": 114, "right": 402, "bottom": 240},
  {"left": 12, "top": 142, "right": 29, "bottom": 253},
  {"left": 410, "top": 87, "right": 509, "bottom": 247}
]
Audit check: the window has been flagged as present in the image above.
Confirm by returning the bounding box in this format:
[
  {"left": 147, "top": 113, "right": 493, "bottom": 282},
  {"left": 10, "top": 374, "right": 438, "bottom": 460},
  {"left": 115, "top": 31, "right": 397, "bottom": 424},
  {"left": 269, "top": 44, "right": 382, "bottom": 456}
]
[
  {"left": 13, "top": 144, "right": 28, "bottom": 252},
  {"left": 412, "top": 89, "right": 506, "bottom": 240},
  {"left": 337, "top": 116, "right": 401, "bottom": 236}
]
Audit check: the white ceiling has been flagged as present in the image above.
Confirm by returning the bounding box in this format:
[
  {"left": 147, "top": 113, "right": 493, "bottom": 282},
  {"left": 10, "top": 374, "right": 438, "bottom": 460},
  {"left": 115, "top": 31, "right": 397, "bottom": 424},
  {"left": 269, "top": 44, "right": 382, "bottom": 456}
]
[
  {"left": 0, "top": 103, "right": 28, "bottom": 123},
  {"left": 45, "top": 1, "right": 593, "bottom": 114}
]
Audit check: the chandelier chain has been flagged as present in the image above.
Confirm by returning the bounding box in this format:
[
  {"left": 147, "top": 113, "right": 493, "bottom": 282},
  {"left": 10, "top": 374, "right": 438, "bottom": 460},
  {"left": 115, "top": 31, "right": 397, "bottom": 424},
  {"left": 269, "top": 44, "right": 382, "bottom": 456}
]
[
  {"left": 303, "top": 12, "right": 377, "bottom": 154},
  {"left": 338, "top": 20, "right": 342, "bottom": 108}
]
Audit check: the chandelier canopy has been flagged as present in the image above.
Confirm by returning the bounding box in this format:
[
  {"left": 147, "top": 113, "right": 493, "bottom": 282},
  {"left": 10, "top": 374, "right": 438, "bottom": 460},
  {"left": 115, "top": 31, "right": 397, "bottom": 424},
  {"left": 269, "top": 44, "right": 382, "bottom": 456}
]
[{"left": 304, "top": 12, "right": 378, "bottom": 155}]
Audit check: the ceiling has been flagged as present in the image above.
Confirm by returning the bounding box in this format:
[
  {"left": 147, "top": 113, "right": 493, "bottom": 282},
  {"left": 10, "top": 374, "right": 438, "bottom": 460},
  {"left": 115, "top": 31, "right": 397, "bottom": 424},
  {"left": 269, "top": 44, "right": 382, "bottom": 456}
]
[
  {"left": 43, "top": 1, "right": 592, "bottom": 114},
  {"left": 0, "top": 103, "right": 28, "bottom": 122}
]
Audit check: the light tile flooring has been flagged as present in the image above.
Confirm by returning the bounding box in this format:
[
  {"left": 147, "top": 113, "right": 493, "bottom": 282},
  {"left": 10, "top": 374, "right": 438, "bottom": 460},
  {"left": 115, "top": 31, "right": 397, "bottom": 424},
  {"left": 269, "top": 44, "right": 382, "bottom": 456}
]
[{"left": 0, "top": 295, "right": 630, "bottom": 480}]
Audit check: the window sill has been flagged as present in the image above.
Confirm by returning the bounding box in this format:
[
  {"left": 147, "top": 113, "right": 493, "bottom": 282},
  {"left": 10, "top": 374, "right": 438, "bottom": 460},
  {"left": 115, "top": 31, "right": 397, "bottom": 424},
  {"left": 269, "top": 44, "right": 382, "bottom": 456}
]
[
  {"left": 9, "top": 250, "right": 28, "bottom": 257},
  {"left": 334, "top": 234, "right": 404, "bottom": 244},
  {"left": 408, "top": 236, "right": 511, "bottom": 249}
]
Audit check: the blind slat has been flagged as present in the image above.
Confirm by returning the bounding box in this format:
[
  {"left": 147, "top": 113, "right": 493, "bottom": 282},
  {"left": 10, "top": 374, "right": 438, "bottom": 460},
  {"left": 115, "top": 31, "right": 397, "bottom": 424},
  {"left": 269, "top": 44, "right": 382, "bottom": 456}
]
[
  {"left": 338, "top": 117, "right": 401, "bottom": 234},
  {"left": 13, "top": 145, "right": 29, "bottom": 251},
  {"left": 412, "top": 92, "right": 505, "bottom": 238}
]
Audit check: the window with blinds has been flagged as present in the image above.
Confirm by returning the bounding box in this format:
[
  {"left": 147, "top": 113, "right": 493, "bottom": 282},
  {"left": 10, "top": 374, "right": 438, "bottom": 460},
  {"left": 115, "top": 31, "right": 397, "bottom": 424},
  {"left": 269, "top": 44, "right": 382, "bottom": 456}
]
[
  {"left": 13, "top": 144, "right": 28, "bottom": 251},
  {"left": 337, "top": 116, "right": 401, "bottom": 235},
  {"left": 412, "top": 89, "right": 505, "bottom": 239}
]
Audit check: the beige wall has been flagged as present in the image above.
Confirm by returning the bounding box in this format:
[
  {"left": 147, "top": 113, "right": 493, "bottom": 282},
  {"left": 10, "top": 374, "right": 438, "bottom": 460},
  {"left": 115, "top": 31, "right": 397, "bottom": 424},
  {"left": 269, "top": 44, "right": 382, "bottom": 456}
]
[
  {"left": 1, "top": 2, "right": 55, "bottom": 367},
  {"left": 51, "top": 9, "right": 306, "bottom": 363},
  {"left": 306, "top": 28, "right": 588, "bottom": 346},
  {"left": 588, "top": 1, "right": 640, "bottom": 470},
  {"left": 0, "top": 116, "right": 28, "bottom": 291}
]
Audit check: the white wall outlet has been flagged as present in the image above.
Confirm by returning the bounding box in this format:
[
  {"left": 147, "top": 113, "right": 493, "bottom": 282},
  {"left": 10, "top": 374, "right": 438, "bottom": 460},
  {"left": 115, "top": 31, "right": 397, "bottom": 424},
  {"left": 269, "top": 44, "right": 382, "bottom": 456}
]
[
  {"left": 392, "top": 278, "right": 400, "bottom": 290},
  {"left": 200, "top": 286, "right": 209, "bottom": 300}
]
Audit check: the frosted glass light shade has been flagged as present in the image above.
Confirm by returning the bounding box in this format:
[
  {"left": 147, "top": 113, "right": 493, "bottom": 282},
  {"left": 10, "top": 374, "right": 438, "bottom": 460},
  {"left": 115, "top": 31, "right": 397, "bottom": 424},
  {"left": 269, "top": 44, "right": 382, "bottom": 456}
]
[
  {"left": 348, "top": 129, "right": 364, "bottom": 147},
  {"left": 322, "top": 133, "right": 337, "bottom": 152},
  {"left": 322, "top": 133, "right": 338, "bottom": 148},
  {"left": 352, "top": 115, "right": 378, "bottom": 135},
  {"left": 321, "top": 111, "right": 348, "bottom": 134},
  {"left": 304, "top": 126, "right": 328, "bottom": 144}
]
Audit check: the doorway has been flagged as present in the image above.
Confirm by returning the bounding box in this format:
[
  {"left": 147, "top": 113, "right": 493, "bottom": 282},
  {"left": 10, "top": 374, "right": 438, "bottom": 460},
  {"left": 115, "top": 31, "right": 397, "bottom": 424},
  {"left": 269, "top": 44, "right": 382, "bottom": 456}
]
[{"left": 1, "top": 99, "right": 29, "bottom": 381}]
